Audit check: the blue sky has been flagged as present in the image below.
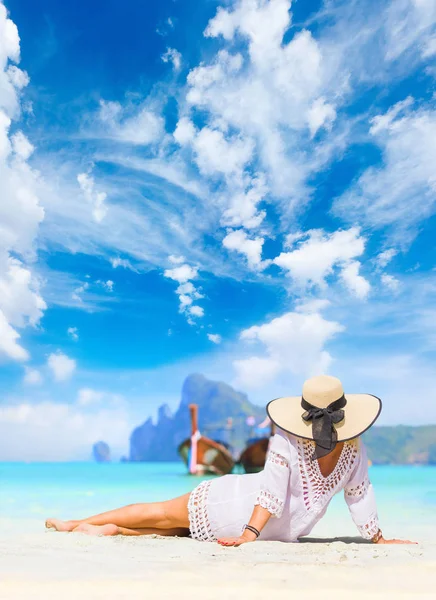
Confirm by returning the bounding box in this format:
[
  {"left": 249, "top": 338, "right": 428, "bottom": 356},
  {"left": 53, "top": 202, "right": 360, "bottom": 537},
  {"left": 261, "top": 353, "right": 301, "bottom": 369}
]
[{"left": 1, "top": 0, "right": 436, "bottom": 460}]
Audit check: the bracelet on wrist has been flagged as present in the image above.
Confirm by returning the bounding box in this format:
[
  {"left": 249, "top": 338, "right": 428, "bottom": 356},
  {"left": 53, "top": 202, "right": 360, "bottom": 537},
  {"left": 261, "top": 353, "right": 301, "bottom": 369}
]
[{"left": 243, "top": 524, "right": 260, "bottom": 539}]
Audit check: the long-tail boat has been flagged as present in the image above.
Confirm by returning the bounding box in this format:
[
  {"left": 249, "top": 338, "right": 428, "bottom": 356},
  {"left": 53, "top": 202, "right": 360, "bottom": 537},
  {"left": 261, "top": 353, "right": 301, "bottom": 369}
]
[
  {"left": 238, "top": 418, "right": 276, "bottom": 474},
  {"left": 178, "top": 404, "right": 235, "bottom": 476}
]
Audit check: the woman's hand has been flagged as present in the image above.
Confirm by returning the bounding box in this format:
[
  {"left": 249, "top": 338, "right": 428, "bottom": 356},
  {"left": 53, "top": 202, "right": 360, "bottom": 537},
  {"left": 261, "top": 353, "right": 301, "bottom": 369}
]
[
  {"left": 217, "top": 530, "right": 257, "bottom": 547},
  {"left": 217, "top": 535, "right": 252, "bottom": 547},
  {"left": 376, "top": 536, "right": 417, "bottom": 545}
]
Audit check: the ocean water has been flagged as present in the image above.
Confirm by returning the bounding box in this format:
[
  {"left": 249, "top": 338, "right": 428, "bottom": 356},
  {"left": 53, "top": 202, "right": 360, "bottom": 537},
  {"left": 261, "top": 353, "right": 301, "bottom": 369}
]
[{"left": 1, "top": 462, "right": 435, "bottom": 539}]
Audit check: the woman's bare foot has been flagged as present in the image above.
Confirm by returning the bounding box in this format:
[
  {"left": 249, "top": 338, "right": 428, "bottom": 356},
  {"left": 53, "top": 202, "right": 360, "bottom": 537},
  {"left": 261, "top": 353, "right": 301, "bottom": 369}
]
[
  {"left": 72, "top": 523, "right": 119, "bottom": 536},
  {"left": 45, "top": 519, "right": 77, "bottom": 532}
]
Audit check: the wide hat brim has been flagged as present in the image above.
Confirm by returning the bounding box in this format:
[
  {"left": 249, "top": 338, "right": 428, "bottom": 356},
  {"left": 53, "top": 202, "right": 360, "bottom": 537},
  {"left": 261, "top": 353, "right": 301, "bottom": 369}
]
[{"left": 267, "top": 393, "right": 382, "bottom": 442}]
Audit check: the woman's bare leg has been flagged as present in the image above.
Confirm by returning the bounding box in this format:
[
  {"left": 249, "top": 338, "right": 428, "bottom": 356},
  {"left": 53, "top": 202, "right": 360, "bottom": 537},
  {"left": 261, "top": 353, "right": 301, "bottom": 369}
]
[
  {"left": 71, "top": 524, "right": 190, "bottom": 537},
  {"left": 46, "top": 493, "right": 190, "bottom": 533}
]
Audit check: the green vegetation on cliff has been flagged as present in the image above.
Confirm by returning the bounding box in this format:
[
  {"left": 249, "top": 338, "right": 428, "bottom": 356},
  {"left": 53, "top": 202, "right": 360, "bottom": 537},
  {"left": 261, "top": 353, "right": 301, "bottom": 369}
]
[{"left": 363, "top": 425, "right": 436, "bottom": 465}]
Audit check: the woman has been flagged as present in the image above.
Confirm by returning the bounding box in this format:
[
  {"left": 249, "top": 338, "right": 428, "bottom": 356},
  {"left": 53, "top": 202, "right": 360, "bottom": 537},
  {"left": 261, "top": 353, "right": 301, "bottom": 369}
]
[{"left": 46, "top": 375, "right": 415, "bottom": 545}]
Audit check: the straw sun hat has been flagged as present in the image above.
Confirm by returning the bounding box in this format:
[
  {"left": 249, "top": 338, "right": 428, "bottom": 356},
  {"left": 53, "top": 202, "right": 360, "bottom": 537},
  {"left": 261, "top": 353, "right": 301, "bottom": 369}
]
[{"left": 267, "top": 375, "right": 382, "bottom": 459}]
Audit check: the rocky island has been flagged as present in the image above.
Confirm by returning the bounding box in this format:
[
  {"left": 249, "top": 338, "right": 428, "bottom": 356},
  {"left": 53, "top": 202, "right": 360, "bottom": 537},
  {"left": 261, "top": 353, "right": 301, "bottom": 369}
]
[{"left": 92, "top": 441, "right": 111, "bottom": 462}]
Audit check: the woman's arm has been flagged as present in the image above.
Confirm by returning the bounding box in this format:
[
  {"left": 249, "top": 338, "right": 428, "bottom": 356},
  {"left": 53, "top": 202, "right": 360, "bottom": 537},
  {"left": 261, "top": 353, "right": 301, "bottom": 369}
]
[
  {"left": 217, "top": 505, "right": 272, "bottom": 546},
  {"left": 344, "top": 441, "right": 417, "bottom": 545},
  {"left": 218, "top": 431, "right": 291, "bottom": 547}
]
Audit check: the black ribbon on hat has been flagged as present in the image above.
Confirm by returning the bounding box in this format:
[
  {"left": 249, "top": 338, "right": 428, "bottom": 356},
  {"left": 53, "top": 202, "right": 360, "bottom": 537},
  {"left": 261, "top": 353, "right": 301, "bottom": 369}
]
[{"left": 301, "top": 395, "right": 347, "bottom": 460}]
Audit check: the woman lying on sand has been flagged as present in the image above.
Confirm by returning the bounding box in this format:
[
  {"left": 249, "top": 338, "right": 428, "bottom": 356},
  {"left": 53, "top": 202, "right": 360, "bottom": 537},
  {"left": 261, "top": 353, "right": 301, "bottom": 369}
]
[{"left": 46, "top": 375, "right": 415, "bottom": 546}]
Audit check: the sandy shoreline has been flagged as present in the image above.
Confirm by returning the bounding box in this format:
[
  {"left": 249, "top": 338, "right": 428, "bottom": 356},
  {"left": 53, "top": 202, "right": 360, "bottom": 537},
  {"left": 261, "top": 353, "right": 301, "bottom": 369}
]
[{"left": 0, "top": 519, "right": 435, "bottom": 599}]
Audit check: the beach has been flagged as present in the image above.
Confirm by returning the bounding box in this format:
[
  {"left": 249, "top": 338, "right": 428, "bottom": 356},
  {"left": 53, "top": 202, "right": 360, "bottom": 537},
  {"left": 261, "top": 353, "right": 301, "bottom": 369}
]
[
  {"left": 0, "top": 519, "right": 434, "bottom": 600},
  {"left": 1, "top": 462, "right": 435, "bottom": 599}
]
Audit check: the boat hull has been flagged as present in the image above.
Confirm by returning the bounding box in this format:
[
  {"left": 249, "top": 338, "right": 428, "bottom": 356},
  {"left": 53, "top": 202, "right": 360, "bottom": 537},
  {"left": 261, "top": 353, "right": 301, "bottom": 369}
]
[
  {"left": 178, "top": 436, "right": 234, "bottom": 476},
  {"left": 239, "top": 437, "right": 270, "bottom": 474}
]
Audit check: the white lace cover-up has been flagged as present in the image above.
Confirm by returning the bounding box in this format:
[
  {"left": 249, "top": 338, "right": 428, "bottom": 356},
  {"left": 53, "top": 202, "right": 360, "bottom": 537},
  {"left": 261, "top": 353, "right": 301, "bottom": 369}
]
[{"left": 188, "top": 429, "right": 380, "bottom": 542}]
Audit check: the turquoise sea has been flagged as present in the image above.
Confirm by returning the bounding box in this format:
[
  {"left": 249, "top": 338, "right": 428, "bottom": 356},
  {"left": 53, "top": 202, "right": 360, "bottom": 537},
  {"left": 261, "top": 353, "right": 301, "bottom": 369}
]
[{"left": 1, "top": 463, "right": 435, "bottom": 540}]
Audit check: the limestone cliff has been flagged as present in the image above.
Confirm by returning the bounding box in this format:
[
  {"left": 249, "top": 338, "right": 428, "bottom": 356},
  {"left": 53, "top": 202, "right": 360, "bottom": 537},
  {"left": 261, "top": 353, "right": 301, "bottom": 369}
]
[{"left": 128, "top": 373, "right": 265, "bottom": 462}]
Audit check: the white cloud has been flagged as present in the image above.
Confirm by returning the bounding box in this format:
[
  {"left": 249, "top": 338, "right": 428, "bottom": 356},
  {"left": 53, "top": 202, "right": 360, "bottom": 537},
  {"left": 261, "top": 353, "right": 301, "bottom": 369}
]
[
  {"left": 174, "top": 116, "right": 266, "bottom": 229},
  {"left": 77, "top": 387, "right": 104, "bottom": 406},
  {"left": 189, "top": 305, "right": 204, "bottom": 318},
  {"left": 193, "top": 127, "right": 254, "bottom": 179},
  {"left": 233, "top": 307, "right": 344, "bottom": 390},
  {"left": 369, "top": 97, "right": 414, "bottom": 135},
  {"left": 383, "top": 0, "right": 436, "bottom": 63},
  {"left": 0, "top": 256, "right": 46, "bottom": 329},
  {"left": 173, "top": 118, "right": 196, "bottom": 145},
  {"left": 6, "top": 64, "right": 29, "bottom": 92},
  {"left": 376, "top": 248, "right": 397, "bottom": 269},
  {"left": 23, "top": 367, "right": 43, "bottom": 385},
  {"left": 71, "top": 281, "right": 89, "bottom": 303},
  {"left": 221, "top": 175, "right": 267, "bottom": 229},
  {"left": 381, "top": 273, "right": 400, "bottom": 291},
  {"left": 0, "top": 397, "right": 131, "bottom": 461},
  {"left": 47, "top": 352, "right": 76, "bottom": 382},
  {"left": 423, "top": 36, "right": 436, "bottom": 58},
  {"left": 103, "top": 279, "right": 114, "bottom": 292},
  {"left": 222, "top": 229, "right": 265, "bottom": 269},
  {"left": 162, "top": 47, "right": 182, "bottom": 71},
  {"left": 67, "top": 326, "right": 79, "bottom": 341},
  {"left": 164, "top": 263, "right": 198, "bottom": 283},
  {"left": 333, "top": 100, "right": 436, "bottom": 243},
  {"left": 307, "top": 97, "right": 337, "bottom": 138},
  {"left": 163, "top": 259, "right": 204, "bottom": 323},
  {"left": 110, "top": 257, "right": 134, "bottom": 270},
  {"left": 156, "top": 16, "right": 175, "bottom": 37},
  {"left": 273, "top": 228, "right": 367, "bottom": 294},
  {"left": 340, "top": 261, "right": 371, "bottom": 299},
  {"left": 0, "top": 310, "right": 28, "bottom": 360},
  {"left": 36, "top": 154, "right": 222, "bottom": 286},
  {"left": 0, "top": 5, "right": 46, "bottom": 363},
  {"left": 77, "top": 171, "right": 108, "bottom": 223},
  {"left": 233, "top": 355, "right": 281, "bottom": 389},
  {"left": 207, "top": 333, "right": 222, "bottom": 344},
  {"left": 168, "top": 254, "right": 186, "bottom": 265},
  {"left": 97, "top": 100, "right": 164, "bottom": 145},
  {"left": 0, "top": 4, "right": 22, "bottom": 113},
  {"left": 295, "top": 298, "right": 331, "bottom": 314},
  {"left": 11, "top": 130, "right": 33, "bottom": 159},
  {"left": 187, "top": 0, "right": 336, "bottom": 204}
]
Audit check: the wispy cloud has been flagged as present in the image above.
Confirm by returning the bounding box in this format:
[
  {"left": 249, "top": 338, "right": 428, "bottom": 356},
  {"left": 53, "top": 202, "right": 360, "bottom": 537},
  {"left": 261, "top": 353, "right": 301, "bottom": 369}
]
[{"left": 333, "top": 99, "right": 436, "bottom": 244}]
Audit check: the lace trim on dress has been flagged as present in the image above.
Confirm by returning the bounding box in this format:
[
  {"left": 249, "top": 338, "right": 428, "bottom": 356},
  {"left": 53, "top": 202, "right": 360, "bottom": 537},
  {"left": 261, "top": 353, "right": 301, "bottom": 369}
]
[
  {"left": 188, "top": 480, "right": 216, "bottom": 542},
  {"left": 255, "top": 489, "right": 284, "bottom": 518},
  {"left": 297, "top": 439, "right": 358, "bottom": 513},
  {"left": 267, "top": 450, "right": 289, "bottom": 468},
  {"left": 345, "top": 476, "right": 370, "bottom": 498},
  {"left": 357, "top": 515, "right": 380, "bottom": 540}
]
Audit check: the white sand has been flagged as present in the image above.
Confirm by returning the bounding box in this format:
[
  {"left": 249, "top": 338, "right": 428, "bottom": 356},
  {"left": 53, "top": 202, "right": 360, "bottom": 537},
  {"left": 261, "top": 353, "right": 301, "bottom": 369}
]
[{"left": 0, "top": 519, "right": 434, "bottom": 600}]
